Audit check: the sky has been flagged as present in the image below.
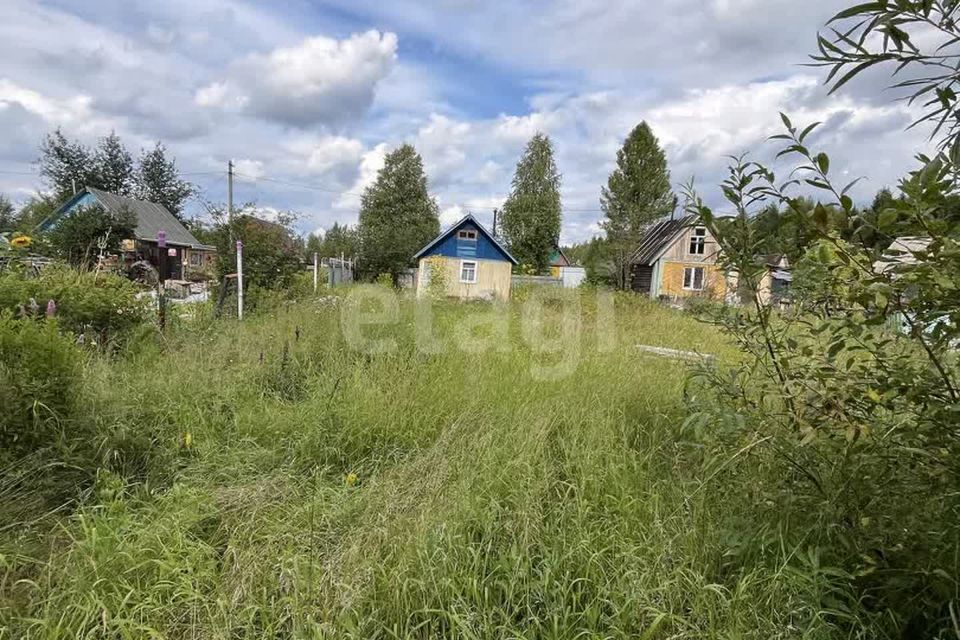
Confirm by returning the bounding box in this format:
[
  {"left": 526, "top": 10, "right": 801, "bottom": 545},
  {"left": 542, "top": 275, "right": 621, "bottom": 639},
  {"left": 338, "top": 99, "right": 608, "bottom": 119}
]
[{"left": 0, "top": 0, "right": 936, "bottom": 243}]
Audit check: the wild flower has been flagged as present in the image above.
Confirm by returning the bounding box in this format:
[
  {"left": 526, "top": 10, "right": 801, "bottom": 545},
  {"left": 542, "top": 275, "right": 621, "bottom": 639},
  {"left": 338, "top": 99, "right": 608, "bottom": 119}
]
[
  {"left": 345, "top": 472, "right": 358, "bottom": 487},
  {"left": 10, "top": 235, "right": 32, "bottom": 248}
]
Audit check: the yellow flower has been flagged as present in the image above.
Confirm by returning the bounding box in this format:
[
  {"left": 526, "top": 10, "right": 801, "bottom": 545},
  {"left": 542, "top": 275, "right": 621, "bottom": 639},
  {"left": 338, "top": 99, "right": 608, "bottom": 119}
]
[
  {"left": 183, "top": 432, "right": 193, "bottom": 449},
  {"left": 345, "top": 472, "right": 358, "bottom": 487},
  {"left": 10, "top": 235, "right": 31, "bottom": 248}
]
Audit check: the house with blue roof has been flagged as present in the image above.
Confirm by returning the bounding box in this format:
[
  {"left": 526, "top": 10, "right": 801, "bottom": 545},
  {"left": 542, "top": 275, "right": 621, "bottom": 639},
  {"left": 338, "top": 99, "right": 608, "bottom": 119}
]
[{"left": 413, "top": 214, "right": 518, "bottom": 301}]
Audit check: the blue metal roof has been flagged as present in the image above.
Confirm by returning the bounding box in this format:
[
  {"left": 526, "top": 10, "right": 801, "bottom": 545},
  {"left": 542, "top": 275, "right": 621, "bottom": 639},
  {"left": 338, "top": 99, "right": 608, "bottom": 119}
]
[{"left": 413, "top": 214, "right": 518, "bottom": 264}]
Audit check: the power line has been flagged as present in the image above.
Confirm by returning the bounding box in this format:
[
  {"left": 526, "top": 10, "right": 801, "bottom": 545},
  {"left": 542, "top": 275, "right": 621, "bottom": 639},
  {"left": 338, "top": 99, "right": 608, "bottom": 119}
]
[
  {"left": 2, "top": 165, "right": 609, "bottom": 213},
  {"left": 0, "top": 169, "right": 223, "bottom": 177},
  {"left": 233, "top": 171, "right": 364, "bottom": 197},
  {"left": 231, "top": 170, "right": 607, "bottom": 213}
]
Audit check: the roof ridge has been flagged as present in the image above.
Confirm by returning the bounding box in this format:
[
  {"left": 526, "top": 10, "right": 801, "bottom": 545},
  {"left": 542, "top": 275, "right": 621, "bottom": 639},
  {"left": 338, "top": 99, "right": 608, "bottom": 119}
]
[{"left": 413, "top": 214, "right": 518, "bottom": 264}]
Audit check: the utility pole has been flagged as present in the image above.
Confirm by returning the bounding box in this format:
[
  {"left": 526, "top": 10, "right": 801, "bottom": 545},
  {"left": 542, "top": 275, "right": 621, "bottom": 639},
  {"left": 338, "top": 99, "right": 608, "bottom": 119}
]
[
  {"left": 227, "top": 159, "right": 236, "bottom": 247},
  {"left": 227, "top": 160, "right": 234, "bottom": 223}
]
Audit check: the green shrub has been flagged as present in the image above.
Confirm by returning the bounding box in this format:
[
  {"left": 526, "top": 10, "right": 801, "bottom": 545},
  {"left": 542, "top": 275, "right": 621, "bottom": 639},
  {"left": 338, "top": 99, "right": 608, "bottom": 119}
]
[
  {"left": 685, "top": 127, "right": 960, "bottom": 636},
  {"left": 0, "top": 314, "right": 84, "bottom": 461},
  {"left": 45, "top": 203, "right": 136, "bottom": 267},
  {"left": 286, "top": 269, "right": 327, "bottom": 299},
  {"left": 0, "top": 265, "right": 149, "bottom": 343}
]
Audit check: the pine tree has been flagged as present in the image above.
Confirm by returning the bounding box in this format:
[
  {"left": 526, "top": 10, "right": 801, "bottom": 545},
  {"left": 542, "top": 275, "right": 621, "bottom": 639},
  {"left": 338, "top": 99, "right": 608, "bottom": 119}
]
[
  {"left": 358, "top": 144, "right": 439, "bottom": 282},
  {"left": 38, "top": 129, "right": 98, "bottom": 200},
  {"left": 600, "top": 122, "right": 674, "bottom": 288},
  {"left": 500, "top": 133, "right": 562, "bottom": 272},
  {"left": 136, "top": 142, "right": 194, "bottom": 219},
  {"left": 94, "top": 131, "right": 135, "bottom": 196}
]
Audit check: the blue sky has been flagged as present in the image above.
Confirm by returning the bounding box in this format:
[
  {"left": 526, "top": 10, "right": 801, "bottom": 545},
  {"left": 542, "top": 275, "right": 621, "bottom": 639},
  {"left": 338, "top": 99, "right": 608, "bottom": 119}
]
[{"left": 0, "top": 0, "right": 934, "bottom": 243}]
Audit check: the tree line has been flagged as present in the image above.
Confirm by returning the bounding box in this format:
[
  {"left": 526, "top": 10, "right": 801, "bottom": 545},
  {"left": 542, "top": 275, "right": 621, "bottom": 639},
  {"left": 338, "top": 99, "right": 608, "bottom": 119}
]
[
  {"left": 2, "top": 121, "right": 914, "bottom": 289},
  {"left": 349, "top": 125, "right": 672, "bottom": 284}
]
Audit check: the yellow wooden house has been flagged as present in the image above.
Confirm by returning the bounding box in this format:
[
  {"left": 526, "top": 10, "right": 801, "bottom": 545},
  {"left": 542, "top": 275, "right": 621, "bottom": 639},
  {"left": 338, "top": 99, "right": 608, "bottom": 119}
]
[
  {"left": 629, "top": 215, "right": 729, "bottom": 301},
  {"left": 414, "top": 214, "right": 518, "bottom": 301}
]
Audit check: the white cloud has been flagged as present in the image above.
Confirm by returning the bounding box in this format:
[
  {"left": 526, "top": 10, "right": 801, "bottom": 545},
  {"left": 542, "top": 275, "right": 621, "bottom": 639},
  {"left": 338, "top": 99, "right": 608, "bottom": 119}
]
[
  {"left": 440, "top": 204, "right": 464, "bottom": 226},
  {"left": 333, "top": 143, "right": 388, "bottom": 211},
  {"left": 199, "top": 30, "right": 398, "bottom": 128},
  {"left": 0, "top": 79, "right": 94, "bottom": 127},
  {"left": 415, "top": 114, "right": 472, "bottom": 184},
  {"left": 303, "top": 136, "right": 364, "bottom": 175},
  {"left": 233, "top": 158, "right": 264, "bottom": 179},
  {"left": 194, "top": 81, "right": 229, "bottom": 107},
  {"left": 494, "top": 112, "right": 560, "bottom": 144}
]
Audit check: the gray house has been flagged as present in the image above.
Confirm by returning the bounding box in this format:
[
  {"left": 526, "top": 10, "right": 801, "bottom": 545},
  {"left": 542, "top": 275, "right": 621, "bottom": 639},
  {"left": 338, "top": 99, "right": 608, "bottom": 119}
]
[{"left": 43, "top": 186, "right": 216, "bottom": 280}]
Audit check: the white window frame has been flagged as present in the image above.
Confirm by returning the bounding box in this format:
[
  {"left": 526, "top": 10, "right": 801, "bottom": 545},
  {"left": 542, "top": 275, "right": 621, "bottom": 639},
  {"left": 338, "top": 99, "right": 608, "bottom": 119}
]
[
  {"left": 458, "top": 230, "right": 478, "bottom": 240},
  {"left": 459, "top": 260, "right": 478, "bottom": 284},
  {"left": 689, "top": 227, "right": 707, "bottom": 255},
  {"left": 683, "top": 266, "right": 705, "bottom": 291}
]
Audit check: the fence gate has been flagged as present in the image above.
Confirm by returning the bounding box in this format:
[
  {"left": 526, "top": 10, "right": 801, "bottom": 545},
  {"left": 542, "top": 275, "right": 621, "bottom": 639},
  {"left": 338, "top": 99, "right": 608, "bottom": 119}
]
[{"left": 326, "top": 257, "right": 354, "bottom": 286}]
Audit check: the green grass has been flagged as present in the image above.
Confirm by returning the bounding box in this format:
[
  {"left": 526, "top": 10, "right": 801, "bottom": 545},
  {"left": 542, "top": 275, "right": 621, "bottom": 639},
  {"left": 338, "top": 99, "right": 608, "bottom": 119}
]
[{"left": 2, "top": 288, "right": 850, "bottom": 638}]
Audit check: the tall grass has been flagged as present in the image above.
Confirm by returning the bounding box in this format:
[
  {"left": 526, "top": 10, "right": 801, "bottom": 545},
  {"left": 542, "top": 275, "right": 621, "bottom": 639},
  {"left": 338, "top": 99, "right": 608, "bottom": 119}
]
[{"left": 2, "top": 289, "right": 859, "bottom": 638}]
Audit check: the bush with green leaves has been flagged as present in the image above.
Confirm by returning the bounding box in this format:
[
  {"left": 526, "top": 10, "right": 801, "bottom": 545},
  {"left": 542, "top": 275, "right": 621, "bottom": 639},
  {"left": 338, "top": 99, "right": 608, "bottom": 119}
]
[
  {"left": 45, "top": 203, "right": 136, "bottom": 267},
  {"left": 0, "top": 265, "right": 149, "bottom": 342},
  {"left": 0, "top": 314, "right": 84, "bottom": 462},
  {"left": 683, "top": 121, "right": 960, "bottom": 636}
]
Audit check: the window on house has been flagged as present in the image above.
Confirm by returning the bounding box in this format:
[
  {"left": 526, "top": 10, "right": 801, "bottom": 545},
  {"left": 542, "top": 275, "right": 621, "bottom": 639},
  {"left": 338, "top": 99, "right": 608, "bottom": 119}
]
[
  {"left": 189, "top": 252, "right": 203, "bottom": 266},
  {"left": 458, "top": 230, "right": 478, "bottom": 240},
  {"left": 683, "top": 266, "right": 705, "bottom": 291},
  {"left": 460, "top": 260, "right": 477, "bottom": 283},
  {"left": 689, "top": 227, "right": 707, "bottom": 254}
]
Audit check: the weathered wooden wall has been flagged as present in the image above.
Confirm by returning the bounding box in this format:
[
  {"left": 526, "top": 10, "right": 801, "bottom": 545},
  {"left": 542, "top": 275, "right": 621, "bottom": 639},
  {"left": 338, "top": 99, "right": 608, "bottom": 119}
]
[{"left": 417, "top": 256, "right": 512, "bottom": 301}]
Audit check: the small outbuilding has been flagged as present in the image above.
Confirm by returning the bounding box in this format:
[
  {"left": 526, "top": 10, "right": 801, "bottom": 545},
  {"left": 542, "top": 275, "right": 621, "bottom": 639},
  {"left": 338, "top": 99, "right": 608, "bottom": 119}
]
[
  {"left": 549, "top": 246, "right": 587, "bottom": 288},
  {"left": 414, "top": 214, "right": 518, "bottom": 301}
]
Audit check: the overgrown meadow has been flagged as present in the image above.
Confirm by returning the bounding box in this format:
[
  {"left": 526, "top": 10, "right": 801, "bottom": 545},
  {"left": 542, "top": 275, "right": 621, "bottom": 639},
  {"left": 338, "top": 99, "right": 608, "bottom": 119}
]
[
  {"left": 2, "top": 277, "right": 850, "bottom": 639},
  {"left": 1, "top": 272, "right": 953, "bottom": 639}
]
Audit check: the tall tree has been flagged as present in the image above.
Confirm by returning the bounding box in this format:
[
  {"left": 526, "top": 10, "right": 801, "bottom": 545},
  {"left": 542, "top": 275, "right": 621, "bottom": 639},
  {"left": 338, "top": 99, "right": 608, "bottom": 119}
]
[
  {"left": 320, "top": 222, "right": 360, "bottom": 259},
  {"left": 500, "top": 133, "right": 562, "bottom": 272},
  {"left": 0, "top": 195, "right": 15, "bottom": 232},
  {"left": 38, "top": 129, "right": 98, "bottom": 201},
  {"left": 358, "top": 144, "right": 440, "bottom": 282},
  {"left": 94, "top": 131, "right": 135, "bottom": 195},
  {"left": 136, "top": 142, "right": 194, "bottom": 219},
  {"left": 600, "top": 122, "right": 674, "bottom": 289},
  {"left": 304, "top": 232, "right": 323, "bottom": 261}
]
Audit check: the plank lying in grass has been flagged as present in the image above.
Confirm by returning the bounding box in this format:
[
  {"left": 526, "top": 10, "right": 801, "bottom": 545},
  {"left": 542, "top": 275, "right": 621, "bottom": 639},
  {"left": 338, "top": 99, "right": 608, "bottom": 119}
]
[{"left": 636, "top": 344, "right": 716, "bottom": 364}]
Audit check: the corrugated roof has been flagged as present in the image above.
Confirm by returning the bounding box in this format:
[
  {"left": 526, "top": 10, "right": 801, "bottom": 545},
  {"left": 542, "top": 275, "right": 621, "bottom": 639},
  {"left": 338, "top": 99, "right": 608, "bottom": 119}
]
[
  {"left": 629, "top": 215, "right": 697, "bottom": 266},
  {"left": 85, "top": 187, "right": 205, "bottom": 247},
  {"left": 46, "top": 187, "right": 208, "bottom": 249},
  {"left": 873, "top": 236, "right": 931, "bottom": 273}
]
